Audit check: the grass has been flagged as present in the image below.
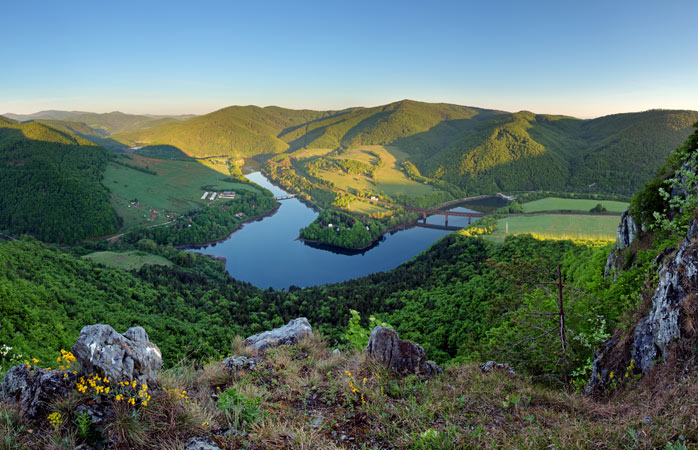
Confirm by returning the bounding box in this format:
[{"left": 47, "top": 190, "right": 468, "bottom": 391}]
[
  {"left": 347, "top": 200, "right": 389, "bottom": 215},
  {"left": 487, "top": 214, "right": 620, "bottom": 242},
  {"left": 104, "top": 155, "right": 261, "bottom": 229},
  {"left": 5, "top": 335, "right": 698, "bottom": 449},
  {"left": 313, "top": 145, "right": 436, "bottom": 198},
  {"left": 288, "top": 148, "right": 333, "bottom": 160},
  {"left": 82, "top": 250, "right": 173, "bottom": 270},
  {"left": 521, "top": 197, "right": 629, "bottom": 213}
]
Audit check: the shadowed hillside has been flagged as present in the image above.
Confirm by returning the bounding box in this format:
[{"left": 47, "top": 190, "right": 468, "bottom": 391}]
[{"left": 0, "top": 121, "right": 121, "bottom": 243}]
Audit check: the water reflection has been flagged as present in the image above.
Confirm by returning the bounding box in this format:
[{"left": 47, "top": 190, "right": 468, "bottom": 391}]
[{"left": 190, "top": 172, "right": 481, "bottom": 289}]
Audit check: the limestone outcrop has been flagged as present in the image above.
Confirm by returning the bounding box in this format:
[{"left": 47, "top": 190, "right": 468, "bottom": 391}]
[
  {"left": 72, "top": 324, "right": 162, "bottom": 386},
  {"left": 365, "top": 326, "right": 441, "bottom": 376},
  {"left": 243, "top": 318, "right": 312, "bottom": 353},
  {"left": 0, "top": 365, "right": 77, "bottom": 421},
  {"left": 589, "top": 214, "right": 698, "bottom": 393}
]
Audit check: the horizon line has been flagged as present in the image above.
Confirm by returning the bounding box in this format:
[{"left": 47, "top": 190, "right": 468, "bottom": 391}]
[{"left": 4, "top": 98, "right": 698, "bottom": 121}]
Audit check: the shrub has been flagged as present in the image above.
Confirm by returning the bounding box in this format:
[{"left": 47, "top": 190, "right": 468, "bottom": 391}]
[{"left": 217, "top": 387, "right": 262, "bottom": 429}]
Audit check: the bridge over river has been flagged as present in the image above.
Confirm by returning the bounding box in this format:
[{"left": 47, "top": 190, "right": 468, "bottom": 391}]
[{"left": 403, "top": 206, "right": 485, "bottom": 227}]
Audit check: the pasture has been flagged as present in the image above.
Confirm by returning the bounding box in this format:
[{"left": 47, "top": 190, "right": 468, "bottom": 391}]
[
  {"left": 313, "top": 145, "right": 436, "bottom": 198},
  {"left": 83, "top": 250, "right": 173, "bottom": 270},
  {"left": 289, "top": 147, "right": 333, "bottom": 160},
  {"left": 487, "top": 214, "right": 620, "bottom": 242},
  {"left": 104, "top": 155, "right": 261, "bottom": 228},
  {"left": 347, "top": 199, "right": 390, "bottom": 215},
  {"left": 521, "top": 197, "right": 629, "bottom": 213}
]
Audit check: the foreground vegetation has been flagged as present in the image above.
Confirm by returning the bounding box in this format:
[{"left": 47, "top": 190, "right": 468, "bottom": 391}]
[{"left": 1, "top": 336, "right": 695, "bottom": 449}]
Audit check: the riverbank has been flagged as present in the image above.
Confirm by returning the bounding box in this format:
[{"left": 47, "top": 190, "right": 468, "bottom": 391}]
[{"left": 177, "top": 203, "right": 281, "bottom": 250}]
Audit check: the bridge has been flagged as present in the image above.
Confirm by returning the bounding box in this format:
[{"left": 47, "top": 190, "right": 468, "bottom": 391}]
[
  {"left": 403, "top": 206, "right": 485, "bottom": 227},
  {"left": 274, "top": 194, "right": 297, "bottom": 201}
]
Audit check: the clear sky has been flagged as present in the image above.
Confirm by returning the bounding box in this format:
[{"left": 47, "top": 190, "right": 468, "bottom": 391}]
[{"left": 1, "top": 0, "right": 696, "bottom": 118}]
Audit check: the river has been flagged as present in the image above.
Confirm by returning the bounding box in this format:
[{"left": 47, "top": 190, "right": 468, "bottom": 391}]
[{"left": 190, "top": 172, "right": 486, "bottom": 289}]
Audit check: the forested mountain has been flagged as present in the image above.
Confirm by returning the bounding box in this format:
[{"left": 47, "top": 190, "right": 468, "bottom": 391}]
[
  {"left": 0, "top": 121, "right": 121, "bottom": 243},
  {"left": 4, "top": 110, "right": 195, "bottom": 135},
  {"left": 113, "top": 105, "right": 348, "bottom": 157},
  {"left": 110, "top": 100, "right": 698, "bottom": 195}
]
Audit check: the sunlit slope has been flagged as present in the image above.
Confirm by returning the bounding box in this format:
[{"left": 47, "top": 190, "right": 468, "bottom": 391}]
[{"left": 113, "top": 105, "right": 341, "bottom": 156}]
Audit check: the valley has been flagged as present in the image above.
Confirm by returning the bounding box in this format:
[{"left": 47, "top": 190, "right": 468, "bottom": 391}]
[{"left": 1, "top": 105, "right": 698, "bottom": 449}]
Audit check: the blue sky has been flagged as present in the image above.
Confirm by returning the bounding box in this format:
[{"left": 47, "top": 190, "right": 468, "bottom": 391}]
[{"left": 1, "top": 0, "right": 696, "bottom": 117}]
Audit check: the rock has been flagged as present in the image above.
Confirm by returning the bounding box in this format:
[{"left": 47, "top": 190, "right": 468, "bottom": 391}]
[
  {"left": 584, "top": 338, "right": 619, "bottom": 395},
  {"left": 75, "top": 401, "right": 115, "bottom": 427},
  {"left": 332, "top": 349, "right": 341, "bottom": 355},
  {"left": 312, "top": 415, "right": 324, "bottom": 428},
  {"left": 604, "top": 209, "right": 642, "bottom": 279},
  {"left": 184, "top": 437, "right": 221, "bottom": 450},
  {"left": 589, "top": 213, "right": 698, "bottom": 393},
  {"left": 631, "top": 219, "right": 698, "bottom": 373},
  {"left": 72, "top": 324, "right": 162, "bottom": 386},
  {"left": 365, "top": 326, "right": 442, "bottom": 376},
  {"left": 480, "top": 361, "right": 515, "bottom": 375},
  {"left": 243, "top": 318, "right": 312, "bottom": 353},
  {"left": 222, "top": 355, "right": 263, "bottom": 372},
  {"left": 617, "top": 210, "right": 640, "bottom": 250},
  {"left": 0, "top": 365, "right": 77, "bottom": 421}
]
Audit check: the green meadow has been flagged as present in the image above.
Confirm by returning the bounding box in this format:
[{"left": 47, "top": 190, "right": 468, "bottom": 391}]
[
  {"left": 488, "top": 214, "right": 620, "bottom": 242},
  {"left": 313, "top": 145, "right": 436, "bottom": 198},
  {"left": 103, "top": 155, "right": 261, "bottom": 228},
  {"left": 82, "top": 250, "right": 173, "bottom": 270},
  {"left": 521, "top": 197, "right": 629, "bottom": 213}
]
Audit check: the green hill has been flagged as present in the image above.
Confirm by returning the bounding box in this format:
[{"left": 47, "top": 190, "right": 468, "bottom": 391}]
[
  {"left": 0, "top": 121, "right": 121, "bottom": 243},
  {"left": 114, "top": 105, "right": 342, "bottom": 157},
  {"left": 0, "top": 115, "right": 17, "bottom": 125},
  {"left": 110, "top": 101, "right": 698, "bottom": 195}
]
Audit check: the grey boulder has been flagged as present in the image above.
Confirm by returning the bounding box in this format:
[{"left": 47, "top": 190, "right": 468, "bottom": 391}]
[
  {"left": 480, "top": 360, "right": 515, "bottom": 375},
  {"left": 72, "top": 324, "right": 162, "bottom": 386},
  {"left": 185, "top": 437, "right": 221, "bottom": 450},
  {"left": 244, "top": 318, "right": 312, "bottom": 353},
  {"left": 222, "top": 355, "right": 263, "bottom": 372},
  {"left": 365, "top": 326, "right": 441, "bottom": 376}
]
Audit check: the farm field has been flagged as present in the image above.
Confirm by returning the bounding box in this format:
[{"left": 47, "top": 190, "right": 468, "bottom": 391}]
[
  {"left": 314, "top": 145, "right": 436, "bottom": 198},
  {"left": 83, "top": 250, "right": 173, "bottom": 270},
  {"left": 347, "top": 199, "right": 389, "bottom": 215},
  {"left": 104, "top": 155, "right": 262, "bottom": 228},
  {"left": 487, "top": 214, "right": 620, "bottom": 242},
  {"left": 521, "top": 197, "right": 629, "bottom": 213},
  {"left": 289, "top": 147, "right": 333, "bottom": 160}
]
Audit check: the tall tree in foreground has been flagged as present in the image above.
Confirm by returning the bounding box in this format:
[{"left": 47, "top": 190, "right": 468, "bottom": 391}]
[{"left": 488, "top": 256, "right": 604, "bottom": 388}]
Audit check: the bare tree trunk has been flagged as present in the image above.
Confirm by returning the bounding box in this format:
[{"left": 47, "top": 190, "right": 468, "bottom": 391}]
[{"left": 557, "top": 264, "right": 569, "bottom": 387}]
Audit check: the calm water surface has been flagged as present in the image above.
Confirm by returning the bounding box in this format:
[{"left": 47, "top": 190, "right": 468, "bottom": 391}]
[{"left": 191, "top": 172, "right": 481, "bottom": 289}]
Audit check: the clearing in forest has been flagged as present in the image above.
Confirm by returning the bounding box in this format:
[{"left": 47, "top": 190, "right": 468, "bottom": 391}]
[
  {"left": 488, "top": 214, "right": 619, "bottom": 242},
  {"left": 103, "top": 155, "right": 261, "bottom": 228},
  {"left": 83, "top": 250, "right": 173, "bottom": 270},
  {"left": 521, "top": 197, "right": 629, "bottom": 213},
  {"left": 312, "top": 145, "right": 435, "bottom": 198}
]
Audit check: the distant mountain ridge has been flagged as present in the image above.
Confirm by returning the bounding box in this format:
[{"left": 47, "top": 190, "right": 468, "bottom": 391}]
[
  {"left": 4, "top": 110, "right": 196, "bottom": 135},
  {"left": 111, "top": 100, "right": 698, "bottom": 195},
  {"left": 7, "top": 101, "right": 698, "bottom": 195}
]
